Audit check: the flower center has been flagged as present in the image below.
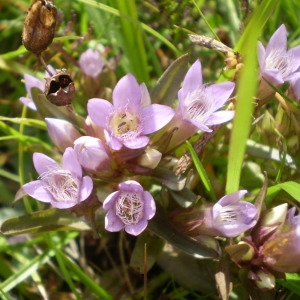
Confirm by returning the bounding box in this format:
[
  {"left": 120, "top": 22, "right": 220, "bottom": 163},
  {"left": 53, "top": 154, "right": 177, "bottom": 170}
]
[
  {"left": 185, "top": 88, "right": 214, "bottom": 123},
  {"left": 110, "top": 111, "right": 141, "bottom": 140},
  {"left": 265, "top": 48, "right": 292, "bottom": 78},
  {"left": 40, "top": 167, "right": 79, "bottom": 202},
  {"left": 216, "top": 205, "right": 241, "bottom": 225},
  {"left": 115, "top": 191, "right": 144, "bottom": 225}
]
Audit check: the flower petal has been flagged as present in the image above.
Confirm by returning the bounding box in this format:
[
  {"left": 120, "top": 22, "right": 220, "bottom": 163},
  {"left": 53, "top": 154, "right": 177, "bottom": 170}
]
[
  {"left": 19, "top": 97, "right": 37, "bottom": 110},
  {"left": 103, "top": 191, "right": 119, "bottom": 210},
  {"left": 125, "top": 219, "right": 148, "bottom": 235},
  {"left": 22, "top": 181, "right": 52, "bottom": 203},
  {"left": 266, "top": 24, "right": 287, "bottom": 56},
  {"left": 141, "top": 104, "right": 175, "bottom": 134},
  {"left": 87, "top": 98, "right": 113, "bottom": 129},
  {"left": 257, "top": 41, "right": 266, "bottom": 71},
  {"left": 79, "top": 176, "right": 93, "bottom": 201},
  {"left": 123, "top": 135, "right": 149, "bottom": 149},
  {"left": 33, "top": 153, "right": 58, "bottom": 175},
  {"left": 105, "top": 209, "right": 125, "bottom": 232},
  {"left": 112, "top": 74, "right": 141, "bottom": 110},
  {"left": 179, "top": 60, "right": 203, "bottom": 101},
  {"left": 119, "top": 180, "right": 144, "bottom": 193},
  {"left": 143, "top": 191, "right": 156, "bottom": 220},
  {"left": 206, "top": 82, "right": 235, "bottom": 108},
  {"left": 217, "top": 190, "right": 248, "bottom": 206},
  {"left": 205, "top": 110, "right": 234, "bottom": 126},
  {"left": 62, "top": 147, "right": 82, "bottom": 179}
]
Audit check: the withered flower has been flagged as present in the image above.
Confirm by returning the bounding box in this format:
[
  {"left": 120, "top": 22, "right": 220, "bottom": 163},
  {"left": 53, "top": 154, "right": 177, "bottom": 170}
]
[
  {"left": 22, "top": 0, "right": 57, "bottom": 55},
  {"left": 45, "top": 69, "right": 75, "bottom": 106}
]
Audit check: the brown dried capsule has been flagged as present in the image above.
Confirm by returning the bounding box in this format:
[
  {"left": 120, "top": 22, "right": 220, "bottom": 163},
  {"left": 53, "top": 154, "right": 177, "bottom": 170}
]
[
  {"left": 22, "top": 0, "right": 57, "bottom": 55},
  {"left": 45, "top": 69, "right": 75, "bottom": 106}
]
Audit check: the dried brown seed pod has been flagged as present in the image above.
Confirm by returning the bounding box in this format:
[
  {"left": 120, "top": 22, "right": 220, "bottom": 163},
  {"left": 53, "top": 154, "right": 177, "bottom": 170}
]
[
  {"left": 45, "top": 69, "right": 75, "bottom": 106},
  {"left": 22, "top": 0, "right": 57, "bottom": 55}
]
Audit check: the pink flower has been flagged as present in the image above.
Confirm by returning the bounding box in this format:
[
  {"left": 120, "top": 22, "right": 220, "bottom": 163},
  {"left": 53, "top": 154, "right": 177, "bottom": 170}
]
[
  {"left": 178, "top": 60, "right": 235, "bottom": 132},
  {"left": 258, "top": 24, "right": 300, "bottom": 85},
  {"left": 22, "top": 148, "right": 93, "bottom": 209},
  {"left": 212, "top": 190, "right": 258, "bottom": 237},
  {"left": 87, "top": 74, "right": 175, "bottom": 150},
  {"left": 103, "top": 180, "right": 156, "bottom": 235}
]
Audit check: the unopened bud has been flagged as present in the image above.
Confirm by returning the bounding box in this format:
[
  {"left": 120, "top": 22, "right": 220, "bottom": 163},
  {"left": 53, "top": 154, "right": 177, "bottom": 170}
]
[
  {"left": 255, "top": 270, "right": 276, "bottom": 290},
  {"left": 45, "top": 69, "right": 75, "bottom": 106},
  {"left": 22, "top": 0, "right": 57, "bottom": 55}
]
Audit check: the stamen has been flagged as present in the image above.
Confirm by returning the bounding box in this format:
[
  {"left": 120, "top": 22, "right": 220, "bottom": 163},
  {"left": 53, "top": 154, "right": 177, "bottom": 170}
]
[
  {"left": 115, "top": 192, "right": 144, "bottom": 224},
  {"left": 265, "top": 48, "right": 292, "bottom": 78},
  {"left": 185, "top": 88, "right": 214, "bottom": 122},
  {"left": 39, "top": 167, "right": 79, "bottom": 202},
  {"left": 216, "top": 205, "right": 241, "bottom": 225}
]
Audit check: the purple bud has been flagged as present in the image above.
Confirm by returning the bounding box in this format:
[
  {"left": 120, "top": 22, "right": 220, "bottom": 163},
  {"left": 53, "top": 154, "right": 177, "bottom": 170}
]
[{"left": 45, "top": 118, "right": 81, "bottom": 151}]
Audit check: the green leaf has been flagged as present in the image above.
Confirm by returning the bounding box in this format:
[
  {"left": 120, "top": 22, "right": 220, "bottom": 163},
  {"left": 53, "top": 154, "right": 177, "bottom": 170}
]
[
  {"left": 186, "top": 140, "right": 217, "bottom": 202},
  {"left": 148, "top": 203, "right": 219, "bottom": 259},
  {"left": 226, "top": 0, "right": 280, "bottom": 193},
  {"left": 278, "top": 273, "right": 300, "bottom": 296},
  {"left": 266, "top": 181, "right": 300, "bottom": 205},
  {"left": 130, "top": 231, "right": 165, "bottom": 274},
  {"left": 150, "top": 53, "right": 189, "bottom": 106},
  {"left": 0, "top": 208, "right": 90, "bottom": 236}
]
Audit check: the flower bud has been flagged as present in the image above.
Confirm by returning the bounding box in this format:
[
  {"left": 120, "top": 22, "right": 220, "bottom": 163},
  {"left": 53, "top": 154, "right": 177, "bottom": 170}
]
[
  {"left": 45, "top": 69, "right": 75, "bottom": 106},
  {"left": 22, "top": 0, "right": 57, "bottom": 55},
  {"left": 136, "top": 148, "right": 162, "bottom": 169},
  {"left": 73, "top": 136, "right": 114, "bottom": 177},
  {"left": 254, "top": 270, "right": 276, "bottom": 290},
  {"left": 45, "top": 118, "right": 81, "bottom": 151},
  {"left": 225, "top": 241, "right": 256, "bottom": 265}
]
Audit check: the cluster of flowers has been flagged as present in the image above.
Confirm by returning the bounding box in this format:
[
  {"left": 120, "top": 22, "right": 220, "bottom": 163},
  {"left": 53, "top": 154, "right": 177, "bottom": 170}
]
[{"left": 19, "top": 24, "right": 300, "bottom": 289}]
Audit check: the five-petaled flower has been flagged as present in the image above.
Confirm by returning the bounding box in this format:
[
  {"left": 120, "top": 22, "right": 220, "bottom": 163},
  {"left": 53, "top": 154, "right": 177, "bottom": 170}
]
[
  {"left": 212, "top": 190, "right": 258, "bottom": 237},
  {"left": 103, "top": 180, "right": 156, "bottom": 235},
  {"left": 22, "top": 147, "right": 93, "bottom": 209},
  {"left": 178, "top": 60, "right": 235, "bottom": 132},
  {"left": 87, "top": 74, "right": 175, "bottom": 150},
  {"left": 258, "top": 24, "right": 300, "bottom": 85}
]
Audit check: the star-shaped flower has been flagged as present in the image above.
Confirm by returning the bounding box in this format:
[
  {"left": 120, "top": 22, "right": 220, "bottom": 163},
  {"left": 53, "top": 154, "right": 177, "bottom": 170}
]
[{"left": 87, "top": 74, "right": 175, "bottom": 150}]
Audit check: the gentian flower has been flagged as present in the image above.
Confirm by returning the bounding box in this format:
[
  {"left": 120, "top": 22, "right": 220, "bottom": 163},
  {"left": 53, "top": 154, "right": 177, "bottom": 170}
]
[
  {"left": 19, "top": 65, "right": 56, "bottom": 110},
  {"left": 103, "top": 180, "right": 156, "bottom": 235},
  {"left": 78, "top": 49, "right": 104, "bottom": 78},
  {"left": 178, "top": 60, "right": 235, "bottom": 133},
  {"left": 87, "top": 74, "right": 175, "bottom": 150},
  {"left": 45, "top": 118, "right": 81, "bottom": 152},
  {"left": 22, "top": 147, "right": 93, "bottom": 209},
  {"left": 258, "top": 24, "right": 300, "bottom": 85},
  {"left": 73, "top": 136, "right": 114, "bottom": 177},
  {"left": 212, "top": 190, "right": 258, "bottom": 237}
]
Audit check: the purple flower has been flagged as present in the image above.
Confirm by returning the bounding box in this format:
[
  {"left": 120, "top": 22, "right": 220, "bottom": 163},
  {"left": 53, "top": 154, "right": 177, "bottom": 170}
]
[
  {"left": 73, "top": 136, "right": 114, "bottom": 177},
  {"left": 178, "top": 60, "right": 235, "bottom": 132},
  {"left": 45, "top": 118, "right": 81, "bottom": 152},
  {"left": 103, "top": 180, "right": 156, "bottom": 235},
  {"left": 258, "top": 24, "right": 300, "bottom": 85},
  {"left": 22, "top": 147, "right": 93, "bottom": 209},
  {"left": 19, "top": 65, "right": 56, "bottom": 110},
  {"left": 87, "top": 74, "right": 175, "bottom": 150},
  {"left": 212, "top": 190, "right": 258, "bottom": 237},
  {"left": 78, "top": 49, "right": 104, "bottom": 78}
]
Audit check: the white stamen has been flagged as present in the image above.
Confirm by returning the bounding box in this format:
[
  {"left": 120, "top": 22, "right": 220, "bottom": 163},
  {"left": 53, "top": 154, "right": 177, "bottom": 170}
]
[{"left": 115, "top": 192, "right": 144, "bottom": 224}]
